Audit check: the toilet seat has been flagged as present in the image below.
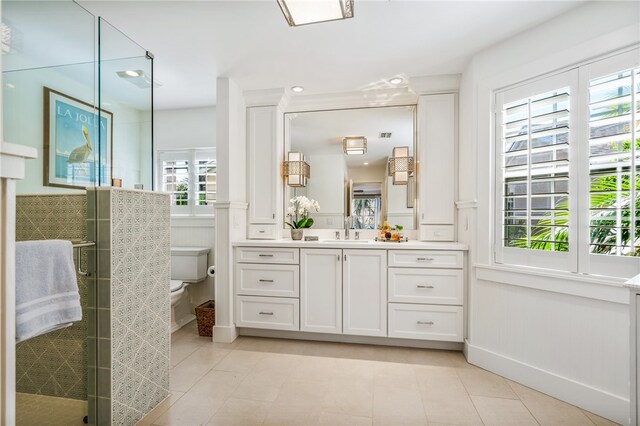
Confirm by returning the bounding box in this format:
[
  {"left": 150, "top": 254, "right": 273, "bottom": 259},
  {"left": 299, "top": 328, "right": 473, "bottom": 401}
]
[{"left": 170, "top": 280, "right": 184, "bottom": 293}]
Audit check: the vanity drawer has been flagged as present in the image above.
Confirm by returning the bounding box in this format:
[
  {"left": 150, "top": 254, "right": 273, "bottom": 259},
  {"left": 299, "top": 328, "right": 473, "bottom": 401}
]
[
  {"left": 248, "top": 224, "right": 277, "bottom": 240},
  {"left": 236, "top": 247, "right": 299, "bottom": 264},
  {"left": 236, "top": 296, "right": 299, "bottom": 331},
  {"left": 235, "top": 264, "right": 299, "bottom": 297},
  {"left": 388, "top": 268, "right": 463, "bottom": 305},
  {"left": 388, "top": 250, "right": 463, "bottom": 269},
  {"left": 388, "top": 303, "right": 463, "bottom": 342}
]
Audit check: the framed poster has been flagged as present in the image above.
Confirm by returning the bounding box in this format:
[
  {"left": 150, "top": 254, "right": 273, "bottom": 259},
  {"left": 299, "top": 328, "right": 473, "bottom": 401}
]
[{"left": 43, "top": 87, "right": 113, "bottom": 189}]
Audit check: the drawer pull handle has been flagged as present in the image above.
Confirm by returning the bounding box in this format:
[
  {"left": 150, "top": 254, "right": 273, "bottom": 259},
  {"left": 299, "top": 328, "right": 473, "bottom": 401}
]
[
  {"left": 416, "top": 257, "right": 434, "bottom": 261},
  {"left": 258, "top": 279, "right": 274, "bottom": 283},
  {"left": 259, "top": 311, "right": 274, "bottom": 316},
  {"left": 417, "top": 321, "right": 434, "bottom": 325},
  {"left": 259, "top": 230, "right": 265, "bottom": 233},
  {"left": 417, "top": 285, "right": 434, "bottom": 289},
  {"left": 258, "top": 254, "right": 274, "bottom": 257}
]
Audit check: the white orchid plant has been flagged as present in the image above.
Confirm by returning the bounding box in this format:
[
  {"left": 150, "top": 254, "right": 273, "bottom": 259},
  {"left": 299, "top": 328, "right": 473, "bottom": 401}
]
[{"left": 285, "top": 196, "right": 320, "bottom": 229}]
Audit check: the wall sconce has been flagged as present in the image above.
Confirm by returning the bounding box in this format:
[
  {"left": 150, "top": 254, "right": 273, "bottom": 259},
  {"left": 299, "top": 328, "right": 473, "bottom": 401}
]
[
  {"left": 277, "top": 0, "right": 354, "bottom": 27},
  {"left": 388, "top": 146, "right": 415, "bottom": 185},
  {"left": 283, "top": 152, "right": 310, "bottom": 187},
  {"left": 343, "top": 136, "right": 367, "bottom": 155}
]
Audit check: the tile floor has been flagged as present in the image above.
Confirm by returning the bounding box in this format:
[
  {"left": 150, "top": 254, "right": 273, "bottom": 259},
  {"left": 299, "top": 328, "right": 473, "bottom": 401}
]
[{"left": 137, "top": 321, "right": 619, "bottom": 426}]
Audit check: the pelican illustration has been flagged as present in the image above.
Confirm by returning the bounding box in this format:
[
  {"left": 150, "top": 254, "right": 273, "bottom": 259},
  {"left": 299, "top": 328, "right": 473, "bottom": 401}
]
[{"left": 67, "top": 126, "right": 92, "bottom": 164}]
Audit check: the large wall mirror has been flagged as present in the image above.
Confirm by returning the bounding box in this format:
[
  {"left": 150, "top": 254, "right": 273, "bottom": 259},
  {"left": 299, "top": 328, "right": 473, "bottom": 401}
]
[{"left": 284, "top": 105, "right": 416, "bottom": 230}]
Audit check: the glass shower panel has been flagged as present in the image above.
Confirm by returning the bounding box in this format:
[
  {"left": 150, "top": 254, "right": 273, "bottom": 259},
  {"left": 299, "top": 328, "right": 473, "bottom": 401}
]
[
  {"left": 2, "top": 1, "right": 99, "bottom": 425},
  {"left": 98, "top": 18, "right": 153, "bottom": 191}
]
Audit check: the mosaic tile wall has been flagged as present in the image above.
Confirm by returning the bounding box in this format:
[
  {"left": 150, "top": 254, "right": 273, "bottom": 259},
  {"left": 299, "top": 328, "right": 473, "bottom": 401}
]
[
  {"left": 14, "top": 194, "right": 90, "bottom": 400},
  {"left": 95, "top": 188, "right": 171, "bottom": 426}
]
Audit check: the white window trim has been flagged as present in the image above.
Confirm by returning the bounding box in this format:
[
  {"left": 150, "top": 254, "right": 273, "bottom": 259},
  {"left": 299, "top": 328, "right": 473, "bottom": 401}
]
[
  {"left": 494, "top": 48, "right": 640, "bottom": 279},
  {"left": 157, "top": 148, "right": 216, "bottom": 217}
]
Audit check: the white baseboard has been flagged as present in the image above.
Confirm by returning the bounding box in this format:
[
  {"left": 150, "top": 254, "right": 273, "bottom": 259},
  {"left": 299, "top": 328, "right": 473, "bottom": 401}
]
[
  {"left": 239, "top": 328, "right": 464, "bottom": 350},
  {"left": 466, "top": 341, "right": 630, "bottom": 426},
  {"left": 213, "top": 325, "right": 238, "bottom": 343}
]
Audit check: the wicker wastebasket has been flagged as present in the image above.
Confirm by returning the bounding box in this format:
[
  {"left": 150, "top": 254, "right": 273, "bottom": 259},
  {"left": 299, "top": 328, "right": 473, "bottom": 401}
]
[{"left": 195, "top": 300, "right": 215, "bottom": 337}]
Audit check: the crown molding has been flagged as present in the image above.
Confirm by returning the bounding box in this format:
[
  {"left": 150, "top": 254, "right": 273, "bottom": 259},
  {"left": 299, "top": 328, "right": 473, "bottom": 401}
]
[
  {"left": 409, "top": 74, "right": 461, "bottom": 95},
  {"left": 244, "top": 88, "right": 288, "bottom": 108}
]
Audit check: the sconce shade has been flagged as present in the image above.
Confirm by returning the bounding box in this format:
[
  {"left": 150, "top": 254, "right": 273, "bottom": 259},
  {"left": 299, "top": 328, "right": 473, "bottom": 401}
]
[
  {"left": 277, "top": 0, "right": 354, "bottom": 27},
  {"left": 283, "top": 152, "right": 310, "bottom": 187},
  {"left": 343, "top": 136, "right": 367, "bottom": 155},
  {"left": 388, "top": 146, "right": 415, "bottom": 185}
]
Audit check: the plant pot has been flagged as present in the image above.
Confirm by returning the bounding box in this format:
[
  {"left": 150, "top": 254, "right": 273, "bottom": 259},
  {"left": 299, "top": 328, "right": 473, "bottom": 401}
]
[{"left": 291, "top": 228, "right": 303, "bottom": 240}]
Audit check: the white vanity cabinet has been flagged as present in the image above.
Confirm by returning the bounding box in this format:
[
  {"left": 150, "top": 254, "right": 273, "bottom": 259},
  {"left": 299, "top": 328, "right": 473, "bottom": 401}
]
[
  {"left": 343, "top": 249, "right": 387, "bottom": 337},
  {"left": 300, "top": 248, "right": 342, "bottom": 334},
  {"left": 300, "top": 248, "right": 387, "bottom": 336},
  {"left": 234, "top": 243, "right": 465, "bottom": 344},
  {"left": 387, "top": 249, "right": 464, "bottom": 342},
  {"left": 247, "top": 106, "right": 281, "bottom": 239},
  {"left": 417, "top": 94, "right": 456, "bottom": 241},
  {"left": 235, "top": 247, "right": 300, "bottom": 330}
]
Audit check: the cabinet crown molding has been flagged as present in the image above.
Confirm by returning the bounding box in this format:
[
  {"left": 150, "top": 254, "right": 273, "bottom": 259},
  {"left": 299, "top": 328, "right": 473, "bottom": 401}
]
[
  {"left": 244, "top": 88, "right": 288, "bottom": 108},
  {"left": 409, "top": 74, "right": 461, "bottom": 95}
]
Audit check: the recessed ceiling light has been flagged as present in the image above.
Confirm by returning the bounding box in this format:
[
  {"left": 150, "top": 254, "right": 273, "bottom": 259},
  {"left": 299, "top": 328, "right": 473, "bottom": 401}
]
[
  {"left": 125, "top": 70, "right": 141, "bottom": 77},
  {"left": 389, "top": 77, "right": 403, "bottom": 85},
  {"left": 291, "top": 86, "right": 304, "bottom": 93},
  {"left": 363, "top": 162, "right": 369, "bottom": 165}
]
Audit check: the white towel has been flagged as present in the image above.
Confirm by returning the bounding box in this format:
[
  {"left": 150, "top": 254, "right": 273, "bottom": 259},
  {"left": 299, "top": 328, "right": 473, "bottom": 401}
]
[{"left": 15, "top": 240, "right": 82, "bottom": 343}]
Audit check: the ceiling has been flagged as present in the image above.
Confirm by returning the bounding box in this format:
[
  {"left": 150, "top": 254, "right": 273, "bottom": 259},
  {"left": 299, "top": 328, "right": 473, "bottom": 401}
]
[
  {"left": 289, "top": 106, "right": 413, "bottom": 169},
  {"left": 74, "top": 0, "right": 586, "bottom": 110}
]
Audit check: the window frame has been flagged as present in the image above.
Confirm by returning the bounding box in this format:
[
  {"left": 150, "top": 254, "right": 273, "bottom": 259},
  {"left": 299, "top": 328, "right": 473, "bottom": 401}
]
[
  {"left": 495, "top": 70, "right": 580, "bottom": 272},
  {"left": 157, "top": 148, "right": 216, "bottom": 217},
  {"left": 494, "top": 48, "right": 640, "bottom": 279}
]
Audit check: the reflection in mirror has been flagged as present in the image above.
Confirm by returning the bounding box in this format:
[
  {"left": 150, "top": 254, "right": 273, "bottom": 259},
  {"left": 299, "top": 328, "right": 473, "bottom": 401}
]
[{"left": 284, "top": 106, "right": 416, "bottom": 230}]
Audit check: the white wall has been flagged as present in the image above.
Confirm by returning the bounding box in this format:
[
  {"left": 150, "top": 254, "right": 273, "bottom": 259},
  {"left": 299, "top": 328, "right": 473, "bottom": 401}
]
[
  {"left": 459, "top": 2, "right": 640, "bottom": 423},
  {"left": 155, "top": 106, "right": 217, "bottom": 309},
  {"left": 154, "top": 107, "right": 216, "bottom": 151}
]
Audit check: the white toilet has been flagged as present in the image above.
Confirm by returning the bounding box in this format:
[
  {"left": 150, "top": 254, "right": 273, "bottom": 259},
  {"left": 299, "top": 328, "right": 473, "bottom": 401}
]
[{"left": 170, "top": 246, "right": 211, "bottom": 333}]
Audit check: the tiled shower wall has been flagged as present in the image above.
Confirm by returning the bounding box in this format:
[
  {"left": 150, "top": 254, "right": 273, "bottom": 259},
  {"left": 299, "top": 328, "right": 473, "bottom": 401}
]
[
  {"left": 89, "top": 187, "right": 171, "bottom": 425},
  {"left": 14, "top": 194, "right": 90, "bottom": 400}
]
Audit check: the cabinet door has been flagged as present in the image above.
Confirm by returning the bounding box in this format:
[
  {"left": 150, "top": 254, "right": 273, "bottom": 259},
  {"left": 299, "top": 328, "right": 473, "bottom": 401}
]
[
  {"left": 343, "top": 249, "right": 387, "bottom": 337},
  {"left": 300, "top": 249, "right": 342, "bottom": 334},
  {"left": 418, "top": 94, "right": 455, "bottom": 225},
  {"left": 247, "top": 106, "right": 277, "bottom": 224}
]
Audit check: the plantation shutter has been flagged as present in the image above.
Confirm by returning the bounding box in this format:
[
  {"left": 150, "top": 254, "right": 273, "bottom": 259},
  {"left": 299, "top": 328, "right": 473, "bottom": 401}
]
[
  {"left": 587, "top": 67, "right": 639, "bottom": 258},
  {"left": 495, "top": 70, "right": 578, "bottom": 271},
  {"left": 159, "top": 151, "right": 190, "bottom": 215},
  {"left": 193, "top": 150, "right": 216, "bottom": 214}
]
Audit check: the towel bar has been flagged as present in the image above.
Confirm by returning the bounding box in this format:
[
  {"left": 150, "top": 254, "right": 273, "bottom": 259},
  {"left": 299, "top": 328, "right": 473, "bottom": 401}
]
[{"left": 71, "top": 241, "right": 95, "bottom": 276}]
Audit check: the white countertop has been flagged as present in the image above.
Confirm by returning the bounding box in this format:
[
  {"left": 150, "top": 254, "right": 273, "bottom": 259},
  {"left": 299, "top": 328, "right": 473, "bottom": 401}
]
[
  {"left": 233, "top": 239, "right": 468, "bottom": 251},
  {"left": 625, "top": 273, "right": 640, "bottom": 290}
]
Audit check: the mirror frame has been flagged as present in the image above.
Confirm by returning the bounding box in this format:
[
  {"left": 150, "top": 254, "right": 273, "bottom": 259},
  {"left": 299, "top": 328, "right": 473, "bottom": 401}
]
[{"left": 282, "top": 105, "right": 418, "bottom": 231}]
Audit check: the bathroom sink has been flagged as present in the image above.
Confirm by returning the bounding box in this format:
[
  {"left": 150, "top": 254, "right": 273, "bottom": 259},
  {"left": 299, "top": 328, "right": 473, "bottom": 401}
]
[{"left": 319, "top": 240, "right": 370, "bottom": 244}]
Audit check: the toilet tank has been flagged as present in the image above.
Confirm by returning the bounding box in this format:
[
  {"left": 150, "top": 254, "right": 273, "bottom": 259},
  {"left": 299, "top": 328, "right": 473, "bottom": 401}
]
[{"left": 170, "top": 247, "right": 211, "bottom": 282}]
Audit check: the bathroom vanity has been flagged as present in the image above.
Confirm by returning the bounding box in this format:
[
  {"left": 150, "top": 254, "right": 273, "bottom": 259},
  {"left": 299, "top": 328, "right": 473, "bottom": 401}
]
[{"left": 233, "top": 240, "right": 466, "bottom": 347}]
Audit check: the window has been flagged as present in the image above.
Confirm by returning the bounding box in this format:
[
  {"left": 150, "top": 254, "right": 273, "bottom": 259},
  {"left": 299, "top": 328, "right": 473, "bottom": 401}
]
[
  {"left": 158, "top": 149, "right": 216, "bottom": 215},
  {"left": 495, "top": 49, "right": 639, "bottom": 278}
]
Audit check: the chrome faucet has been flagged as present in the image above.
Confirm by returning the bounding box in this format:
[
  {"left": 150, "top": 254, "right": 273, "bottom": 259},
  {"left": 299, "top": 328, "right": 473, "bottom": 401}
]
[{"left": 345, "top": 216, "right": 352, "bottom": 240}]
